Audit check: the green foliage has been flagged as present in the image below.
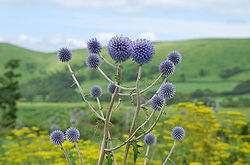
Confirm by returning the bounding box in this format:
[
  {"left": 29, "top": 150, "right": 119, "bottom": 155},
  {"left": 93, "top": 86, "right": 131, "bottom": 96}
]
[
  {"left": 131, "top": 140, "right": 143, "bottom": 164},
  {"left": 0, "top": 59, "right": 22, "bottom": 127}
]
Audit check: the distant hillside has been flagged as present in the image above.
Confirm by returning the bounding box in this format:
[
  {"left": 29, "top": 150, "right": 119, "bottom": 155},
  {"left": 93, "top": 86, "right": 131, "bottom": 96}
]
[{"left": 1, "top": 38, "right": 250, "bottom": 102}]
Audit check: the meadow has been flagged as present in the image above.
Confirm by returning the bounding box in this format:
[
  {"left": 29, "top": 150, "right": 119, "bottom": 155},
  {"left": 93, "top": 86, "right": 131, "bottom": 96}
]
[{"left": 0, "top": 38, "right": 250, "bottom": 164}]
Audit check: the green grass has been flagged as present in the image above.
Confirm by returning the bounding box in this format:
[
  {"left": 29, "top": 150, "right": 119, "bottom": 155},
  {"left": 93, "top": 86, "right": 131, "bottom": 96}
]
[{"left": 1, "top": 38, "right": 250, "bottom": 93}]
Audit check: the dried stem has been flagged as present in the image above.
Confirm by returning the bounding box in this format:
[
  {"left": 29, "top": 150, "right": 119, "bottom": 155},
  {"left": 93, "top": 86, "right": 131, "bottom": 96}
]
[
  {"left": 96, "top": 97, "right": 117, "bottom": 165},
  {"left": 97, "top": 67, "right": 136, "bottom": 91},
  {"left": 67, "top": 63, "right": 105, "bottom": 121},
  {"left": 144, "top": 145, "right": 150, "bottom": 165},
  {"left": 162, "top": 140, "right": 176, "bottom": 165},
  {"left": 61, "top": 145, "right": 72, "bottom": 165},
  {"left": 99, "top": 54, "right": 118, "bottom": 69},
  {"left": 122, "top": 65, "right": 142, "bottom": 165},
  {"left": 98, "top": 63, "right": 121, "bottom": 165},
  {"left": 118, "top": 74, "right": 163, "bottom": 96},
  {"left": 75, "top": 142, "right": 84, "bottom": 165}
]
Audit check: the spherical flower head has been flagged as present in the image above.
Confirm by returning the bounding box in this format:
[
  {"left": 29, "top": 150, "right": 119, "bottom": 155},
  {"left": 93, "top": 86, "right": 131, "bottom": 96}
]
[
  {"left": 108, "top": 36, "right": 132, "bottom": 62},
  {"left": 87, "top": 38, "right": 102, "bottom": 54},
  {"left": 144, "top": 133, "right": 157, "bottom": 146},
  {"left": 50, "top": 130, "right": 65, "bottom": 145},
  {"left": 150, "top": 95, "right": 164, "bottom": 111},
  {"left": 107, "top": 82, "right": 119, "bottom": 94},
  {"left": 171, "top": 126, "right": 185, "bottom": 141},
  {"left": 159, "top": 82, "right": 176, "bottom": 99},
  {"left": 131, "top": 38, "right": 154, "bottom": 64},
  {"left": 90, "top": 85, "right": 103, "bottom": 98},
  {"left": 66, "top": 127, "right": 80, "bottom": 142},
  {"left": 57, "top": 48, "right": 72, "bottom": 62},
  {"left": 159, "top": 60, "right": 175, "bottom": 76},
  {"left": 86, "top": 54, "right": 101, "bottom": 69},
  {"left": 168, "top": 51, "right": 182, "bottom": 65}
]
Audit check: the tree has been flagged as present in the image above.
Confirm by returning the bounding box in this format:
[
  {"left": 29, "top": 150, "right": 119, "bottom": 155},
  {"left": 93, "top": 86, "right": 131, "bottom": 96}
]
[{"left": 0, "top": 59, "right": 22, "bottom": 127}]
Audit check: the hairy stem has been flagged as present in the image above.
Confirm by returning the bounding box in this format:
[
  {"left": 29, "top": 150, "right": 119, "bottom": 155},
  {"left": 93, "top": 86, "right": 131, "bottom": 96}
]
[
  {"left": 67, "top": 63, "right": 104, "bottom": 121},
  {"left": 163, "top": 140, "right": 176, "bottom": 165},
  {"left": 98, "top": 63, "right": 121, "bottom": 165},
  {"left": 61, "top": 145, "right": 72, "bottom": 165},
  {"left": 144, "top": 145, "right": 150, "bottom": 165},
  {"left": 75, "top": 142, "right": 84, "bottom": 165},
  {"left": 118, "top": 74, "right": 163, "bottom": 96},
  {"left": 97, "top": 67, "right": 136, "bottom": 90},
  {"left": 141, "top": 76, "right": 167, "bottom": 108},
  {"left": 122, "top": 65, "right": 142, "bottom": 165},
  {"left": 105, "top": 110, "right": 155, "bottom": 152},
  {"left": 99, "top": 54, "right": 118, "bottom": 69},
  {"left": 96, "top": 97, "right": 117, "bottom": 165}
]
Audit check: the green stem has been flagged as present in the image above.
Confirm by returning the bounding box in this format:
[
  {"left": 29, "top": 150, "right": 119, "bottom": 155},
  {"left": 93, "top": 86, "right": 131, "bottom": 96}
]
[
  {"left": 60, "top": 144, "right": 72, "bottom": 165},
  {"left": 75, "top": 142, "right": 84, "bottom": 165}
]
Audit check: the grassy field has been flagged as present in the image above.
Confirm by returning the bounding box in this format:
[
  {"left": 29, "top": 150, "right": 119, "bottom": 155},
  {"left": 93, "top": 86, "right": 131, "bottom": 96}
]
[{"left": 1, "top": 38, "right": 250, "bottom": 95}]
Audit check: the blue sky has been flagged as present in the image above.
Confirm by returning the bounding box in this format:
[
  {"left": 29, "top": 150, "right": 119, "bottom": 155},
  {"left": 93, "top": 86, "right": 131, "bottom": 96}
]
[{"left": 0, "top": 0, "right": 249, "bottom": 52}]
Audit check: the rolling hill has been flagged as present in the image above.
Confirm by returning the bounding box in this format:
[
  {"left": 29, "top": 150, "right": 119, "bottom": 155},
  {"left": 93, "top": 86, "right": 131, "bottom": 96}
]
[{"left": 1, "top": 38, "right": 250, "bottom": 102}]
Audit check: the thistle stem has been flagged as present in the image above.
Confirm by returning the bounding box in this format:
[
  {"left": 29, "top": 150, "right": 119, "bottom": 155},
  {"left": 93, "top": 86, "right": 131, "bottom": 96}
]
[
  {"left": 144, "top": 145, "right": 150, "bottom": 165},
  {"left": 163, "top": 140, "right": 176, "bottom": 165},
  {"left": 122, "top": 65, "right": 142, "bottom": 165},
  {"left": 98, "top": 62, "right": 121, "bottom": 165},
  {"left": 118, "top": 74, "right": 163, "bottom": 96},
  {"left": 75, "top": 142, "right": 84, "bottom": 165},
  {"left": 99, "top": 54, "right": 118, "bottom": 69},
  {"left": 97, "top": 67, "right": 136, "bottom": 90},
  {"left": 67, "top": 63, "right": 105, "bottom": 121},
  {"left": 96, "top": 97, "right": 117, "bottom": 165},
  {"left": 60, "top": 145, "right": 72, "bottom": 165}
]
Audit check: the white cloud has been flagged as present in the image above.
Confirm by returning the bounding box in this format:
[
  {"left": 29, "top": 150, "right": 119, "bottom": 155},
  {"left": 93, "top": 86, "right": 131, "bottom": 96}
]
[
  {"left": 67, "top": 38, "right": 86, "bottom": 48},
  {"left": 0, "top": 36, "right": 4, "bottom": 42},
  {"left": 96, "top": 32, "right": 115, "bottom": 45},
  {"left": 138, "top": 32, "right": 157, "bottom": 41},
  {"left": 17, "top": 34, "right": 40, "bottom": 44}
]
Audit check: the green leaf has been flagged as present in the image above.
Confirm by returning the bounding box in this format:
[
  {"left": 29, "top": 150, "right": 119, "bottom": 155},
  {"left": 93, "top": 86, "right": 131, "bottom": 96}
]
[{"left": 105, "top": 151, "right": 113, "bottom": 165}]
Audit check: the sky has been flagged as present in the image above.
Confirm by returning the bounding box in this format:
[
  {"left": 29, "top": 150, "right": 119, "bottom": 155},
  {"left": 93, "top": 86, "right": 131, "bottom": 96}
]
[{"left": 0, "top": 0, "right": 249, "bottom": 52}]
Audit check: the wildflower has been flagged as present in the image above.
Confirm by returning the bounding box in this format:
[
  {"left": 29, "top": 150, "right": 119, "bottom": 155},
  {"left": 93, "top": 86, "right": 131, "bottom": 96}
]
[
  {"left": 86, "top": 54, "right": 101, "bottom": 69},
  {"left": 168, "top": 51, "right": 182, "bottom": 65},
  {"left": 57, "top": 48, "right": 72, "bottom": 62},
  {"left": 159, "top": 82, "right": 176, "bottom": 99},
  {"left": 87, "top": 38, "right": 102, "bottom": 54},
  {"left": 65, "top": 128, "right": 80, "bottom": 143},
  {"left": 159, "top": 60, "right": 175, "bottom": 76},
  {"left": 131, "top": 38, "right": 154, "bottom": 64},
  {"left": 90, "top": 85, "right": 103, "bottom": 98},
  {"left": 107, "top": 82, "right": 118, "bottom": 94},
  {"left": 50, "top": 130, "right": 65, "bottom": 145},
  {"left": 144, "top": 133, "right": 157, "bottom": 146},
  {"left": 171, "top": 127, "right": 185, "bottom": 141},
  {"left": 108, "top": 36, "right": 132, "bottom": 62},
  {"left": 150, "top": 95, "right": 164, "bottom": 111}
]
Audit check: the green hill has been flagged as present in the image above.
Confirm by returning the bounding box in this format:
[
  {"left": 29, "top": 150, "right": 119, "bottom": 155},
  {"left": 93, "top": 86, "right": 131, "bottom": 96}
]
[{"left": 1, "top": 38, "right": 250, "bottom": 102}]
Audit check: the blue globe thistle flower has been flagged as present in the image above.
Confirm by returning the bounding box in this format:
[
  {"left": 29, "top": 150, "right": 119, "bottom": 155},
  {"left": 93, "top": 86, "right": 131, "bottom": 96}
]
[
  {"left": 87, "top": 38, "right": 102, "bottom": 54},
  {"left": 107, "top": 82, "right": 119, "bottom": 94},
  {"left": 159, "top": 82, "right": 176, "bottom": 99},
  {"left": 144, "top": 133, "right": 157, "bottom": 146},
  {"left": 108, "top": 36, "right": 132, "bottom": 62},
  {"left": 50, "top": 130, "right": 65, "bottom": 145},
  {"left": 212, "top": 103, "right": 217, "bottom": 108},
  {"left": 65, "top": 127, "right": 80, "bottom": 142},
  {"left": 86, "top": 54, "right": 101, "bottom": 69},
  {"left": 131, "top": 38, "right": 154, "bottom": 64},
  {"left": 168, "top": 51, "right": 182, "bottom": 66},
  {"left": 150, "top": 95, "right": 164, "bottom": 111},
  {"left": 159, "top": 60, "right": 175, "bottom": 76},
  {"left": 90, "top": 85, "right": 103, "bottom": 98},
  {"left": 57, "top": 48, "right": 72, "bottom": 62},
  {"left": 171, "top": 127, "right": 185, "bottom": 141}
]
